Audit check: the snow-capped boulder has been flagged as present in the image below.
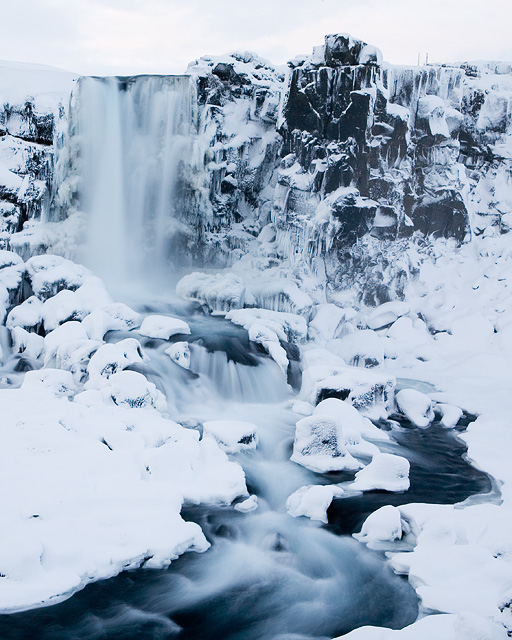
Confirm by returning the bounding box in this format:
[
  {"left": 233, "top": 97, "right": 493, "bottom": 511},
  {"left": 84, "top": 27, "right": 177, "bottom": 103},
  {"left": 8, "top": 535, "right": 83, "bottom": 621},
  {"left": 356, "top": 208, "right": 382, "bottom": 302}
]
[
  {"left": 87, "top": 339, "right": 145, "bottom": 385},
  {"left": 291, "top": 414, "right": 361, "bottom": 473},
  {"left": 6, "top": 295, "right": 43, "bottom": 332},
  {"left": 165, "top": 341, "right": 190, "bottom": 369},
  {"left": 301, "top": 363, "right": 395, "bottom": 415},
  {"left": 395, "top": 389, "right": 434, "bottom": 428},
  {"left": 351, "top": 453, "right": 410, "bottom": 492},
  {"left": 138, "top": 315, "right": 191, "bottom": 340},
  {"left": 10, "top": 326, "right": 44, "bottom": 360},
  {"left": 354, "top": 505, "right": 403, "bottom": 546},
  {"left": 203, "top": 419, "right": 258, "bottom": 454},
  {"left": 331, "top": 329, "right": 385, "bottom": 368},
  {"left": 20, "top": 368, "right": 76, "bottom": 398},
  {"left": 105, "top": 370, "right": 166, "bottom": 412},
  {"left": 286, "top": 484, "right": 344, "bottom": 523}
]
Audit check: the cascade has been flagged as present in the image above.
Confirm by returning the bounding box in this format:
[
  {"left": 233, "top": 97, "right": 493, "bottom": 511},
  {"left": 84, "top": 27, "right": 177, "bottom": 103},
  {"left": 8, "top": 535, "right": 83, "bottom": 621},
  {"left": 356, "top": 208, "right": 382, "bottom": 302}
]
[{"left": 75, "top": 75, "right": 204, "bottom": 289}]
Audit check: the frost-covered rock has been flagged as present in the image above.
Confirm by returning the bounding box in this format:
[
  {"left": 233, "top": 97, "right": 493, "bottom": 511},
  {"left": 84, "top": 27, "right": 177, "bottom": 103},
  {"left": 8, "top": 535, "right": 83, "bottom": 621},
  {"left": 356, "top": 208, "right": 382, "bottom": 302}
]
[
  {"left": 286, "top": 484, "right": 344, "bottom": 523},
  {"left": 395, "top": 388, "right": 434, "bottom": 427},
  {"left": 203, "top": 419, "right": 258, "bottom": 454},
  {"left": 291, "top": 414, "right": 361, "bottom": 473},
  {"left": 366, "top": 302, "right": 410, "bottom": 330},
  {"left": 308, "top": 303, "right": 346, "bottom": 342},
  {"left": 351, "top": 453, "right": 410, "bottom": 492},
  {"left": 138, "top": 314, "right": 191, "bottom": 340},
  {"left": 43, "top": 321, "right": 89, "bottom": 365}
]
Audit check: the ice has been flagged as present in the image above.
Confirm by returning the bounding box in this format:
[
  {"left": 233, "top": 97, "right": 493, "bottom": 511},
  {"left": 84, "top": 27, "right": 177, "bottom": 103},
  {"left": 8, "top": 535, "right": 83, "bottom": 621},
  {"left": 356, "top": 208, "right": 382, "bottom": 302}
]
[
  {"left": 354, "top": 505, "right": 403, "bottom": 547},
  {"left": 203, "top": 419, "right": 258, "bottom": 454},
  {"left": 286, "top": 485, "right": 344, "bottom": 523},
  {"left": 138, "top": 314, "right": 191, "bottom": 340},
  {"left": 350, "top": 453, "right": 410, "bottom": 492},
  {"left": 395, "top": 388, "right": 434, "bottom": 428},
  {"left": 291, "top": 414, "right": 361, "bottom": 473},
  {"left": 165, "top": 341, "right": 190, "bottom": 369}
]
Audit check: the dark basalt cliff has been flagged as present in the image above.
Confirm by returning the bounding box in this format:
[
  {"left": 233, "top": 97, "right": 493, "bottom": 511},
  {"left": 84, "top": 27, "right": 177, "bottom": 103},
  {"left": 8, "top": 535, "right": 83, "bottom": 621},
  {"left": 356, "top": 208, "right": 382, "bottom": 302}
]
[{"left": 1, "top": 34, "right": 512, "bottom": 303}]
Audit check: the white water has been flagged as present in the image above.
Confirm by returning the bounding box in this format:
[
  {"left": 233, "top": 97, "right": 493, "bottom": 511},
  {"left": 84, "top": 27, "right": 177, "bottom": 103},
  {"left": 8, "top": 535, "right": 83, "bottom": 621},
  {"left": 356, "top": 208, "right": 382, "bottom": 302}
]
[{"left": 77, "top": 75, "right": 199, "bottom": 289}]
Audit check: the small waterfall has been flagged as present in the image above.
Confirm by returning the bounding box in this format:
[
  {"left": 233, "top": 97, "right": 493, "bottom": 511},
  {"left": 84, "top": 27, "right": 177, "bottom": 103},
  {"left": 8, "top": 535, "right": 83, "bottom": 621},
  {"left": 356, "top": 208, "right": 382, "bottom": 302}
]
[{"left": 76, "top": 75, "right": 203, "bottom": 289}]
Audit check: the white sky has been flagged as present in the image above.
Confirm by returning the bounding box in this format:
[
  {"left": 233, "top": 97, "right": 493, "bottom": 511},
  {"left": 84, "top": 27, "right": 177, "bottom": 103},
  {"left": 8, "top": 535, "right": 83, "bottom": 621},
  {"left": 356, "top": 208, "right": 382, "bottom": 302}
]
[{"left": 2, "top": 0, "right": 512, "bottom": 76}]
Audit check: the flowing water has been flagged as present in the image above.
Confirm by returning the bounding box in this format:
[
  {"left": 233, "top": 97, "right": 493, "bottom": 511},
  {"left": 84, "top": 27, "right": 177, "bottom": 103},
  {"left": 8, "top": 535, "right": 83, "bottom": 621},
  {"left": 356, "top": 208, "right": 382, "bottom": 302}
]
[{"left": 0, "top": 75, "right": 493, "bottom": 637}]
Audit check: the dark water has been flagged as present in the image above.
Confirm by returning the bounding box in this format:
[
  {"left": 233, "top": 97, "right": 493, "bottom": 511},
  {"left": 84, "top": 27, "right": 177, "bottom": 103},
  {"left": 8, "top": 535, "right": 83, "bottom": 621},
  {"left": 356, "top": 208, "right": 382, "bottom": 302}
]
[
  {"left": 327, "top": 416, "right": 493, "bottom": 535},
  {"left": 0, "top": 314, "right": 493, "bottom": 640},
  {"left": 0, "top": 508, "right": 418, "bottom": 640}
]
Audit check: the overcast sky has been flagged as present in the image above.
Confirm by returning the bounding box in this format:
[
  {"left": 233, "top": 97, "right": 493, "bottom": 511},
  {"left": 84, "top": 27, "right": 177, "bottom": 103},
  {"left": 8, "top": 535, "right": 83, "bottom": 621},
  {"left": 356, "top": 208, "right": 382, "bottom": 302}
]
[{"left": 2, "top": 0, "right": 512, "bottom": 76}]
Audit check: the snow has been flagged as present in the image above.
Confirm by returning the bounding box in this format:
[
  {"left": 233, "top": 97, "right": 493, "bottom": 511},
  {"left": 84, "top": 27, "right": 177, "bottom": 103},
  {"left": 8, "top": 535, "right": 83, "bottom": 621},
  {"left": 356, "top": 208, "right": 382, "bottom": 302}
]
[
  {"left": 138, "top": 315, "right": 191, "bottom": 340},
  {"left": 286, "top": 485, "right": 344, "bottom": 523}
]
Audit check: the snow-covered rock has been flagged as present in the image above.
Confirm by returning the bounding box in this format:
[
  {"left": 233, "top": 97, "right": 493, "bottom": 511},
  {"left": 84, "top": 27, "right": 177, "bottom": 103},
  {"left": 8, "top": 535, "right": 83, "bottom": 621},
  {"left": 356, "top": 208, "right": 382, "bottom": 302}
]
[
  {"left": 395, "top": 388, "right": 434, "bottom": 427},
  {"left": 291, "top": 414, "right": 361, "bottom": 473},
  {"left": 354, "top": 505, "right": 403, "bottom": 546},
  {"left": 138, "top": 315, "right": 191, "bottom": 340},
  {"left": 203, "top": 419, "right": 258, "bottom": 454},
  {"left": 350, "top": 453, "right": 410, "bottom": 492},
  {"left": 165, "top": 341, "right": 190, "bottom": 369},
  {"left": 286, "top": 484, "right": 344, "bottom": 523}
]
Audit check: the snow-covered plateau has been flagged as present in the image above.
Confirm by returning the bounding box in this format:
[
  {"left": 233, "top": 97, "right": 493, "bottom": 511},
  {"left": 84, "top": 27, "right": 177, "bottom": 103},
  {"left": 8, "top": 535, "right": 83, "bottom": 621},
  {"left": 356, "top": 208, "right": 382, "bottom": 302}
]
[{"left": 1, "top": 33, "right": 512, "bottom": 639}]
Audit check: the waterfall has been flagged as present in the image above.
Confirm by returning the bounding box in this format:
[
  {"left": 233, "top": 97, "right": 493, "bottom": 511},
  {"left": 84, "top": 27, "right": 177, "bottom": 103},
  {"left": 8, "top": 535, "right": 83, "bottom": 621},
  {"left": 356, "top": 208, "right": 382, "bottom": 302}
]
[{"left": 76, "top": 75, "right": 202, "bottom": 290}]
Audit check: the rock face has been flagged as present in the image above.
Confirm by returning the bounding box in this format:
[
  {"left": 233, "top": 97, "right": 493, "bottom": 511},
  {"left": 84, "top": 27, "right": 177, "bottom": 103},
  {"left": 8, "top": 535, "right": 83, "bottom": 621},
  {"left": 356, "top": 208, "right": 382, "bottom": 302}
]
[
  {"left": 2, "top": 37, "right": 512, "bottom": 305},
  {"left": 0, "top": 63, "right": 76, "bottom": 257}
]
